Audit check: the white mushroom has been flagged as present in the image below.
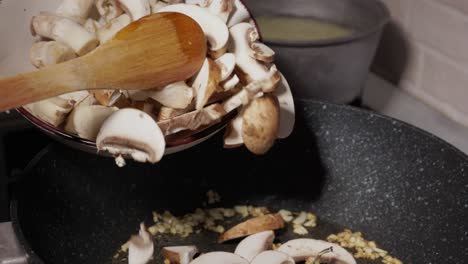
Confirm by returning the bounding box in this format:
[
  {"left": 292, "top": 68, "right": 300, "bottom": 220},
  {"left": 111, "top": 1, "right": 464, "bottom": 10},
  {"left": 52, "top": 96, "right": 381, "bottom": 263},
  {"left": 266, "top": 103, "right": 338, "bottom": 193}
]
[
  {"left": 251, "top": 251, "right": 294, "bottom": 264},
  {"left": 162, "top": 246, "right": 198, "bottom": 264},
  {"left": 24, "top": 97, "right": 74, "bottom": 127},
  {"left": 97, "top": 14, "right": 132, "bottom": 44},
  {"left": 234, "top": 231, "right": 275, "bottom": 261},
  {"left": 65, "top": 105, "right": 118, "bottom": 141},
  {"left": 128, "top": 224, "right": 154, "bottom": 264},
  {"left": 191, "top": 58, "right": 222, "bottom": 110},
  {"left": 190, "top": 252, "right": 248, "bottom": 264},
  {"left": 277, "top": 239, "right": 356, "bottom": 264},
  {"left": 157, "top": 4, "right": 229, "bottom": 58},
  {"left": 227, "top": 0, "right": 251, "bottom": 27},
  {"left": 208, "top": 0, "right": 234, "bottom": 23},
  {"left": 229, "top": 23, "right": 281, "bottom": 92},
  {"left": 158, "top": 103, "right": 225, "bottom": 135},
  {"left": 220, "top": 74, "right": 240, "bottom": 91},
  {"left": 215, "top": 53, "right": 236, "bottom": 81},
  {"left": 84, "top": 18, "right": 100, "bottom": 34},
  {"left": 96, "top": 0, "right": 124, "bottom": 22},
  {"left": 31, "top": 13, "right": 99, "bottom": 56},
  {"left": 29, "top": 41, "right": 77, "bottom": 69},
  {"left": 273, "top": 75, "right": 295, "bottom": 139},
  {"left": 118, "top": 0, "right": 150, "bottom": 21},
  {"left": 184, "top": 0, "right": 210, "bottom": 7},
  {"left": 250, "top": 43, "right": 275, "bottom": 63},
  {"left": 96, "top": 108, "right": 166, "bottom": 163},
  {"left": 128, "top": 82, "right": 194, "bottom": 109},
  {"left": 242, "top": 94, "right": 280, "bottom": 155},
  {"left": 56, "top": 0, "right": 95, "bottom": 24},
  {"left": 223, "top": 115, "right": 243, "bottom": 148},
  {"left": 149, "top": 0, "right": 168, "bottom": 12}
]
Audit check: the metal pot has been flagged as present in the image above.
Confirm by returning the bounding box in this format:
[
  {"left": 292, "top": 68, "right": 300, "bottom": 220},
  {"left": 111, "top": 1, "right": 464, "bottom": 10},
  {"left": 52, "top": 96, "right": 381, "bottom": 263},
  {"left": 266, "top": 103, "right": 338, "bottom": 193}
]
[{"left": 244, "top": 0, "right": 390, "bottom": 103}]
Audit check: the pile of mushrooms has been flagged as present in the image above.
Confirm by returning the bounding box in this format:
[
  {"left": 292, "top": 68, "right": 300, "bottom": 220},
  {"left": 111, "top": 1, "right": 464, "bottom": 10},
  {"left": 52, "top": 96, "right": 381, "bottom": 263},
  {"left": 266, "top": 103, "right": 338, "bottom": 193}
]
[
  {"left": 127, "top": 214, "right": 356, "bottom": 264},
  {"left": 26, "top": 0, "right": 288, "bottom": 165}
]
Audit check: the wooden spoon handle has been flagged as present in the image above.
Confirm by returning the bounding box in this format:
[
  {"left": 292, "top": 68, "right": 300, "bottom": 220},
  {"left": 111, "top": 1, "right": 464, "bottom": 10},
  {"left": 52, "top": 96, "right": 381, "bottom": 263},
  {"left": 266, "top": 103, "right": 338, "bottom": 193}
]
[{"left": 0, "top": 61, "right": 87, "bottom": 111}]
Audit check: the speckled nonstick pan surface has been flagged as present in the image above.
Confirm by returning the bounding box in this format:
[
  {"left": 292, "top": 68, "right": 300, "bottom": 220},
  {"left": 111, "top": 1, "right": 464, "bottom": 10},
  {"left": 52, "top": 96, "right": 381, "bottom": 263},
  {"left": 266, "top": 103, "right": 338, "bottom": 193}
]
[{"left": 10, "top": 99, "right": 468, "bottom": 263}]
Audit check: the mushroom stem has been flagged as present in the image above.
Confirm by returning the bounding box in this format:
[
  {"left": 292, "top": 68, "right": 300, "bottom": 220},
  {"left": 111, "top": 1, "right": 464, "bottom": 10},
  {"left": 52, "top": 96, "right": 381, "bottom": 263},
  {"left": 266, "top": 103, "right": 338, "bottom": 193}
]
[
  {"left": 96, "top": 0, "right": 124, "bottom": 22},
  {"left": 29, "top": 41, "right": 77, "bottom": 68},
  {"left": 31, "top": 13, "right": 99, "bottom": 56},
  {"left": 56, "top": 0, "right": 95, "bottom": 24}
]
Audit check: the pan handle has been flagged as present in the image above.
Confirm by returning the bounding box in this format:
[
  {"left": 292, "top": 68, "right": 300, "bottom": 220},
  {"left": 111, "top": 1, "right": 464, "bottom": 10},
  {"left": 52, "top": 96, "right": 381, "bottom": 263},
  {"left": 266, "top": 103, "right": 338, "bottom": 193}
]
[{"left": 0, "top": 222, "right": 28, "bottom": 264}]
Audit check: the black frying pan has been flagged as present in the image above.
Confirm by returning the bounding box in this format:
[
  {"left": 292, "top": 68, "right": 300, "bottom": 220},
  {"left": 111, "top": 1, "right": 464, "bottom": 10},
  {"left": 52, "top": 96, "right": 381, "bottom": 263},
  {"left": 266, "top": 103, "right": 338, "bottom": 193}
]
[{"left": 10, "top": 99, "right": 468, "bottom": 263}]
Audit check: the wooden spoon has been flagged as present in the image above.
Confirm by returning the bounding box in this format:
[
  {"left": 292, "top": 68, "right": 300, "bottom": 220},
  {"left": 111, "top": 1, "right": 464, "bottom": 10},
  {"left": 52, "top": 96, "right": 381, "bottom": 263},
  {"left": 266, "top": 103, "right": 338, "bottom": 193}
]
[{"left": 0, "top": 12, "right": 207, "bottom": 112}]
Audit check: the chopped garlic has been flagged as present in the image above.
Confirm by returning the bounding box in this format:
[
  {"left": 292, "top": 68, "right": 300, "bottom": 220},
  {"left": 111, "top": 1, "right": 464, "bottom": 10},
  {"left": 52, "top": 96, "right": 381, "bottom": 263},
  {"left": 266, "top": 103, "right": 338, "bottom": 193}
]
[
  {"left": 292, "top": 211, "right": 308, "bottom": 225},
  {"left": 278, "top": 209, "right": 293, "bottom": 222},
  {"left": 234, "top": 205, "right": 249, "bottom": 218},
  {"left": 115, "top": 155, "right": 126, "bottom": 167},
  {"left": 293, "top": 224, "right": 308, "bottom": 235}
]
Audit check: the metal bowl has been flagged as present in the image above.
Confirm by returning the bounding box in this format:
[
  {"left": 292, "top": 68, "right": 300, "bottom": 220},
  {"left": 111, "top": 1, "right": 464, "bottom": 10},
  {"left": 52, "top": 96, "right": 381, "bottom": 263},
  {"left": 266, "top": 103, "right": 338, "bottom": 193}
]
[{"left": 244, "top": 0, "right": 390, "bottom": 103}]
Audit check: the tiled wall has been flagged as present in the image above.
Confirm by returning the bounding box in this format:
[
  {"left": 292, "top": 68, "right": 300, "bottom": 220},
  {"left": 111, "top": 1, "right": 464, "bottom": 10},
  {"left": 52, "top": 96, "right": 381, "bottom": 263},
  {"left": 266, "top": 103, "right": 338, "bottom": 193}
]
[{"left": 373, "top": 0, "right": 468, "bottom": 126}]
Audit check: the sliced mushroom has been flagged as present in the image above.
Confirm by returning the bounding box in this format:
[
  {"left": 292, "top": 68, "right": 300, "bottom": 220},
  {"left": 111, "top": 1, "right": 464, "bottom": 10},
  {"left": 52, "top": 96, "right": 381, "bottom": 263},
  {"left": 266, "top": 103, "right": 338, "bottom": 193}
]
[
  {"left": 215, "top": 53, "right": 236, "bottom": 81},
  {"left": 162, "top": 246, "right": 198, "bottom": 264},
  {"left": 157, "top": 4, "right": 229, "bottom": 58},
  {"left": 157, "top": 106, "right": 190, "bottom": 122},
  {"left": 277, "top": 239, "right": 356, "bottom": 264},
  {"left": 56, "top": 0, "right": 95, "bottom": 24},
  {"left": 96, "top": 108, "right": 166, "bottom": 163},
  {"left": 224, "top": 115, "right": 243, "bottom": 148},
  {"left": 250, "top": 251, "right": 294, "bottom": 264},
  {"left": 218, "top": 214, "right": 284, "bottom": 243},
  {"left": 220, "top": 74, "right": 240, "bottom": 91},
  {"left": 234, "top": 231, "right": 275, "bottom": 261},
  {"left": 192, "top": 58, "right": 222, "bottom": 110},
  {"left": 128, "top": 82, "right": 194, "bottom": 109},
  {"left": 149, "top": 0, "right": 168, "bottom": 12},
  {"left": 242, "top": 94, "right": 280, "bottom": 155},
  {"left": 131, "top": 101, "right": 157, "bottom": 119},
  {"left": 221, "top": 89, "right": 249, "bottom": 113},
  {"left": 128, "top": 224, "right": 154, "bottom": 264},
  {"left": 229, "top": 23, "right": 280, "bottom": 92},
  {"left": 92, "top": 89, "right": 123, "bottom": 106},
  {"left": 190, "top": 252, "right": 248, "bottom": 264},
  {"left": 273, "top": 75, "right": 295, "bottom": 139},
  {"left": 118, "top": 0, "right": 151, "bottom": 21},
  {"left": 65, "top": 105, "right": 118, "bottom": 141},
  {"left": 250, "top": 43, "right": 275, "bottom": 63},
  {"left": 97, "top": 14, "right": 132, "bottom": 44},
  {"left": 29, "top": 41, "right": 77, "bottom": 68},
  {"left": 96, "top": 0, "right": 124, "bottom": 22},
  {"left": 227, "top": 0, "right": 251, "bottom": 27},
  {"left": 59, "top": 91, "right": 90, "bottom": 104},
  {"left": 158, "top": 104, "right": 225, "bottom": 135},
  {"left": 24, "top": 97, "right": 74, "bottom": 127},
  {"left": 208, "top": 0, "right": 234, "bottom": 23},
  {"left": 185, "top": 0, "right": 210, "bottom": 7},
  {"left": 84, "top": 18, "right": 100, "bottom": 34},
  {"left": 31, "top": 13, "right": 99, "bottom": 56}
]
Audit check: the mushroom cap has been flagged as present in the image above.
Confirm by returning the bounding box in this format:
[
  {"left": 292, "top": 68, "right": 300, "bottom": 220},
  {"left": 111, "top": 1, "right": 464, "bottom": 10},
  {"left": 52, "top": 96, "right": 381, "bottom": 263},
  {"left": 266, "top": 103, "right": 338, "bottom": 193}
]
[
  {"left": 192, "top": 58, "right": 222, "bottom": 110},
  {"left": 277, "top": 239, "right": 357, "bottom": 264},
  {"left": 96, "top": 108, "right": 166, "bottom": 163},
  {"left": 29, "top": 41, "right": 77, "bottom": 68},
  {"left": 128, "top": 224, "right": 154, "bottom": 264},
  {"left": 157, "top": 4, "right": 229, "bottom": 57},
  {"left": 65, "top": 105, "right": 118, "bottom": 141},
  {"left": 234, "top": 230, "right": 275, "bottom": 261},
  {"left": 242, "top": 94, "right": 280, "bottom": 155},
  {"left": 251, "top": 251, "right": 294, "bottom": 264},
  {"left": 190, "top": 252, "right": 248, "bottom": 264},
  {"left": 118, "top": 0, "right": 150, "bottom": 21}
]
